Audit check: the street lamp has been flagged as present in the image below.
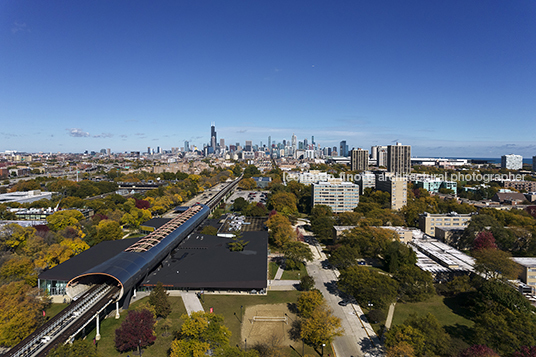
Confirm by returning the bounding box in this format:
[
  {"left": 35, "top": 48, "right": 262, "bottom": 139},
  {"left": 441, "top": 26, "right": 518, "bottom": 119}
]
[{"left": 322, "top": 343, "right": 325, "bottom": 356}]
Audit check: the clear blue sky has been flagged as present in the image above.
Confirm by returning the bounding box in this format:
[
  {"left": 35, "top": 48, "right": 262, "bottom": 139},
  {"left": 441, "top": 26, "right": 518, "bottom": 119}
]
[{"left": 1, "top": 0, "right": 535, "bottom": 157}]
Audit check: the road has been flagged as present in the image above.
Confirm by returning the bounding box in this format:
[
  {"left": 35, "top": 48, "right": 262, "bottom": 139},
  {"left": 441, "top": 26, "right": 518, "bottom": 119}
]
[{"left": 298, "top": 220, "right": 384, "bottom": 357}]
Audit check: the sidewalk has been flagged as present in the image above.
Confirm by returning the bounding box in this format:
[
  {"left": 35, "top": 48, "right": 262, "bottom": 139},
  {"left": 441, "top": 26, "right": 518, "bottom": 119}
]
[
  {"left": 181, "top": 292, "right": 205, "bottom": 316},
  {"left": 385, "top": 303, "right": 396, "bottom": 329},
  {"left": 274, "top": 266, "right": 284, "bottom": 280}
]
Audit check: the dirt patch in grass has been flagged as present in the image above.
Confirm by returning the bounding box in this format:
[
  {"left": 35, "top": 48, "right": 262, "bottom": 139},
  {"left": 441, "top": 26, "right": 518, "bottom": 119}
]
[{"left": 241, "top": 303, "right": 296, "bottom": 348}]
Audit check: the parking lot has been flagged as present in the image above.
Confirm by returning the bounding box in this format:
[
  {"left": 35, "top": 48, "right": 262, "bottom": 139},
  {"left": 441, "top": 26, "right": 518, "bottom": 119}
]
[{"left": 226, "top": 190, "right": 268, "bottom": 206}]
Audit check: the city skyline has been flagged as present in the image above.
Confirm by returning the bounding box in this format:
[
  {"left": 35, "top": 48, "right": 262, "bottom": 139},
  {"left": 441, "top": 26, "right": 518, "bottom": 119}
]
[{"left": 1, "top": 1, "right": 535, "bottom": 157}]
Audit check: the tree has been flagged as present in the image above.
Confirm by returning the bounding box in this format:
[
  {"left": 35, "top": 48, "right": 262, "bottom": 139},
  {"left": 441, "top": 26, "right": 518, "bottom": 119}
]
[
  {"left": 300, "top": 275, "right": 316, "bottom": 291},
  {"left": 48, "top": 339, "right": 100, "bottom": 357},
  {"left": 0, "top": 255, "right": 38, "bottom": 286},
  {"left": 458, "top": 345, "right": 500, "bottom": 357},
  {"left": 200, "top": 226, "right": 218, "bottom": 235},
  {"left": 171, "top": 311, "right": 231, "bottom": 356},
  {"left": 473, "top": 248, "right": 521, "bottom": 280},
  {"left": 114, "top": 309, "right": 156, "bottom": 352},
  {"left": 46, "top": 210, "right": 85, "bottom": 231},
  {"left": 337, "top": 211, "right": 363, "bottom": 226},
  {"left": 310, "top": 205, "right": 335, "bottom": 241},
  {"left": 232, "top": 197, "right": 249, "bottom": 212},
  {"left": 384, "top": 241, "right": 417, "bottom": 273},
  {"left": 281, "top": 241, "right": 313, "bottom": 269},
  {"left": 94, "top": 219, "right": 123, "bottom": 244},
  {"left": 266, "top": 213, "right": 295, "bottom": 247},
  {"left": 297, "top": 290, "right": 325, "bottom": 318},
  {"left": 341, "top": 227, "right": 397, "bottom": 258},
  {"left": 386, "top": 342, "right": 415, "bottom": 357},
  {"left": 403, "top": 313, "right": 451, "bottom": 356},
  {"left": 393, "top": 265, "right": 435, "bottom": 303},
  {"left": 338, "top": 266, "right": 398, "bottom": 309},
  {"left": 243, "top": 165, "right": 261, "bottom": 178},
  {"left": 148, "top": 282, "right": 171, "bottom": 318},
  {"left": 300, "top": 305, "right": 343, "bottom": 348},
  {"left": 328, "top": 245, "right": 360, "bottom": 269},
  {"left": 472, "top": 231, "right": 497, "bottom": 251},
  {"left": 239, "top": 178, "right": 257, "bottom": 190},
  {"left": 512, "top": 346, "right": 536, "bottom": 357},
  {"left": 385, "top": 325, "right": 426, "bottom": 356},
  {"left": 0, "top": 223, "right": 36, "bottom": 252},
  {"left": 269, "top": 192, "right": 298, "bottom": 215},
  {"left": 0, "top": 281, "right": 47, "bottom": 347}
]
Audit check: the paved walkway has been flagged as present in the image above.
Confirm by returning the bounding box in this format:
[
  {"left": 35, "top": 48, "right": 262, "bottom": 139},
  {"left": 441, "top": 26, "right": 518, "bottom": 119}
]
[
  {"left": 274, "top": 266, "right": 284, "bottom": 280},
  {"left": 267, "top": 279, "right": 300, "bottom": 290},
  {"left": 181, "top": 292, "right": 205, "bottom": 316},
  {"left": 385, "top": 303, "right": 396, "bottom": 329}
]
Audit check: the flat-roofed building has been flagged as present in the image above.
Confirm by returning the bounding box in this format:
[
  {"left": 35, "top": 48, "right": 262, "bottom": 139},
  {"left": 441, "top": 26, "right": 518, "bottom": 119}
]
[
  {"left": 414, "top": 178, "right": 457, "bottom": 195},
  {"left": 503, "top": 180, "right": 536, "bottom": 192},
  {"left": 434, "top": 227, "right": 465, "bottom": 245},
  {"left": 387, "top": 143, "right": 411, "bottom": 174},
  {"left": 418, "top": 212, "right": 472, "bottom": 237},
  {"left": 0, "top": 190, "right": 55, "bottom": 204},
  {"left": 375, "top": 173, "right": 407, "bottom": 210},
  {"left": 350, "top": 148, "right": 369, "bottom": 171},
  {"left": 501, "top": 154, "right": 523, "bottom": 170},
  {"left": 512, "top": 257, "right": 536, "bottom": 293},
  {"left": 312, "top": 181, "right": 359, "bottom": 213}
]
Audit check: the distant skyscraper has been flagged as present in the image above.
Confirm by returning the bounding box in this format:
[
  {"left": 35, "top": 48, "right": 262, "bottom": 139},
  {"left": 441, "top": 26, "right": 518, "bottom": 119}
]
[
  {"left": 339, "top": 141, "right": 348, "bottom": 157},
  {"left": 268, "top": 136, "right": 271, "bottom": 149},
  {"left": 210, "top": 123, "right": 217, "bottom": 149},
  {"left": 351, "top": 148, "right": 369, "bottom": 171},
  {"left": 147, "top": 147, "right": 151, "bottom": 155},
  {"left": 387, "top": 143, "right": 411, "bottom": 174},
  {"left": 292, "top": 134, "right": 297, "bottom": 150},
  {"left": 311, "top": 136, "right": 315, "bottom": 145},
  {"left": 245, "top": 140, "right": 252, "bottom": 151},
  {"left": 533, "top": 156, "right": 536, "bottom": 172},
  {"left": 501, "top": 154, "right": 523, "bottom": 170},
  {"left": 184, "top": 141, "right": 190, "bottom": 152},
  {"left": 219, "top": 138, "right": 225, "bottom": 149},
  {"left": 304, "top": 138, "right": 308, "bottom": 149}
]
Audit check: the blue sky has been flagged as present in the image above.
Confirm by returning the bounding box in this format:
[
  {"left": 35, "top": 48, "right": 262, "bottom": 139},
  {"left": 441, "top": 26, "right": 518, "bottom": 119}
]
[{"left": 1, "top": 1, "right": 535, "bottom": 157}]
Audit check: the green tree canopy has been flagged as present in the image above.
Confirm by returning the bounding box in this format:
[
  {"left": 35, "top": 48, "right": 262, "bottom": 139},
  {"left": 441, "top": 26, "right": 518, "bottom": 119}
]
[
  {"left": 338, "top": 266, "right": 398, "bottom": 309},
  {"left": 148, "top": 282, "right": 171, "bottom": 318}
]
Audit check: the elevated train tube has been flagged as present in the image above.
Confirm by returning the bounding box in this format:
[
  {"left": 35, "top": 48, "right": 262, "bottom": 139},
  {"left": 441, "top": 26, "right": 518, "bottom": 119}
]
[{"left": 66, "top": 204, "right": 210, "bottom": 305}]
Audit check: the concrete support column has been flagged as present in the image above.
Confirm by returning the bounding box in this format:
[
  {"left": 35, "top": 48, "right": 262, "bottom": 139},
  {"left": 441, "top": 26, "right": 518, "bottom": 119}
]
[
  {"left": 115, "top": 301, "right": 120, "bottom": 319},
  {"left": 133, "top": 289, "right": 137, "bottom": 298},
  {"left": 96, "top": 313, "right": 101, "bottom": 341}
]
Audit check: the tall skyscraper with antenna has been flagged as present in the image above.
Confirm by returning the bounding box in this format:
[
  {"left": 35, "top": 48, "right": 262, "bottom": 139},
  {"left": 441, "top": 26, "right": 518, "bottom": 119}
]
[{"left": 210, "top": 122, "right": 217, "bottom": 149}]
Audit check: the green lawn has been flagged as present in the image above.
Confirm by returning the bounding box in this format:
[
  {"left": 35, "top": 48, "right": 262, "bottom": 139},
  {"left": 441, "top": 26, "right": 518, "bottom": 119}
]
[
  {"left": 71, "top": 291, "right": 334, "bottom": 357},
  {"left": 269, "top": 261, "right": 279, "bottom": 280},
  {"left": 281, "top": 264, "right": 308, "bottom": 280},
  {"left": 200, "top": 291, "right": 333, "bottom": 356},
  {"left": 392, "top": 294, "right": 474, "bottom": 329},
  {"left": 85, "top": 296, "right": 187, "bottom": 357},
  {"left": 44, "top": 303, "right": 69, "bottom": 321}
]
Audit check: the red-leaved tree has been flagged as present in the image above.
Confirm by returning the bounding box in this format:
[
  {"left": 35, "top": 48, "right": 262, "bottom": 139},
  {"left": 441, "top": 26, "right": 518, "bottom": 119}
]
[
  {"left": 472, "top": 231, "right": 497, "bottom": 251},
  {"left": 512, "top": 346, "right": 536, "bottom": 357},
  {"left": 114, "top": 309, "right": 156, "bottom": 352},
  {"left": 458, "top": 345, "right": 499, "bottom": 357},
  {"left": 135, "top": 199, "right": 151, "bottom": 210}
]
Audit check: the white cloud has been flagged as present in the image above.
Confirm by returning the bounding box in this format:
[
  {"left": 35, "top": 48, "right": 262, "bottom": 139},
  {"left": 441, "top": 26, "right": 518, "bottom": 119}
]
[{"left": 68, "top": 128, "right": 90, "bottom": 137}]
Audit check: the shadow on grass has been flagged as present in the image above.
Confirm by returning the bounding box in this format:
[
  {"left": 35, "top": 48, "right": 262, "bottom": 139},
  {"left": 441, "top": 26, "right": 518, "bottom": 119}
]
[
  {"left": 443, "top": 293, "right": 477, "bottom": 321},
  {"left": 444, "top": 323, "right": 474, "bottom": 345}
]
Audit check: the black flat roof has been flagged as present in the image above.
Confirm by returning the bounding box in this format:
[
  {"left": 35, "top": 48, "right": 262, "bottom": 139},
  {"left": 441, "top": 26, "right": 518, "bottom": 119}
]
[
  {"left": 141, "top": 231, "right": 268, "bottom": 290},
  {"left": 39, "top": 237, "right": 143, "bottom": 281}
]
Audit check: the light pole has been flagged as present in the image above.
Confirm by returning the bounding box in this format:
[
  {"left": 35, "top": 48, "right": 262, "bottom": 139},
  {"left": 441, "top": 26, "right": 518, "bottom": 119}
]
[{"left": 322, "top": 343, "right": 325, "bottom": 356}]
